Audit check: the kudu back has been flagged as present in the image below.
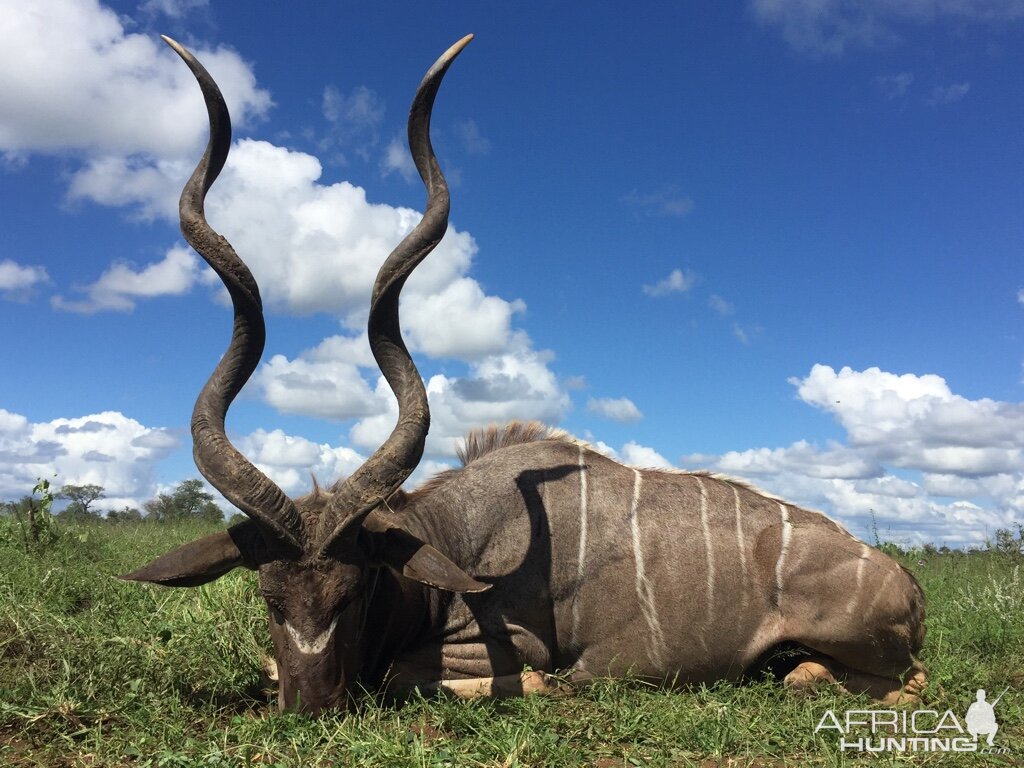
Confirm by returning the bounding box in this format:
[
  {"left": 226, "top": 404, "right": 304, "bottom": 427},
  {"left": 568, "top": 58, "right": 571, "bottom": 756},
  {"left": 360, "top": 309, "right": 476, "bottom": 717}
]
[{"left": 123, "top": 35, "right": 926, "bottom": 714}]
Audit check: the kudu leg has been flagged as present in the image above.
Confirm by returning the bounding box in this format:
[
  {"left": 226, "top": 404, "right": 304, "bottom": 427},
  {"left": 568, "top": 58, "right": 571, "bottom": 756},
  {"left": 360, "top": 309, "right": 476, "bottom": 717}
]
[
  {"left": 784, "top": 654, "right": 926, "bottom": 705},
  {"left": 782, "top": 557, "right": 927, "bottom": 704},
  {"left": 840, "top": 660, "right": 927, "bottom": 705},
  {"left": 385, "top": 670, "right": 563, "bottom": 700},
  {"left": 385, "top": 630, "right": 563, "bottom": 701},
  {"left": 783, "top": 655, "right": 839, "bottom": 693},
  {"left": 429, "top": 670, "right": 560, "bottom": 699}
]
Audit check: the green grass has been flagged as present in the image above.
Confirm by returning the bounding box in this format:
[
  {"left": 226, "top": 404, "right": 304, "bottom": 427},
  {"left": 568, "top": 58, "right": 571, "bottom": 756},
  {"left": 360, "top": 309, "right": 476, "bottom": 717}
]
[{"left": 1, "top": 520, "right": 1021, "bottom": 766}]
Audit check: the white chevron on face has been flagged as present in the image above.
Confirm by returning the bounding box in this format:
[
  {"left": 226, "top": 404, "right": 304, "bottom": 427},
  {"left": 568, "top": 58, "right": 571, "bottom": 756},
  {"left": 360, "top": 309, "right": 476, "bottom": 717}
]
[{"left": 284, "top": 614, "right": 340, "bottom": 656}]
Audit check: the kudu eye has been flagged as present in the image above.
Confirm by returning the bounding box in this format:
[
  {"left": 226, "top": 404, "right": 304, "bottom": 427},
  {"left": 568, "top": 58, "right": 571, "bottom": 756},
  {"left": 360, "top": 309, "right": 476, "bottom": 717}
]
[{"left": 338, "top": 584, "right": 364, "bottom": 613}]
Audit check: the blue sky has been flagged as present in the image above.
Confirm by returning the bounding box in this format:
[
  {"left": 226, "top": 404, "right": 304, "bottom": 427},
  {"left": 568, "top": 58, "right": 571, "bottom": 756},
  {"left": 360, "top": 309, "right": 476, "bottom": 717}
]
[{"left": 1, "top": 0, "right": 1023, "bottom": 547}]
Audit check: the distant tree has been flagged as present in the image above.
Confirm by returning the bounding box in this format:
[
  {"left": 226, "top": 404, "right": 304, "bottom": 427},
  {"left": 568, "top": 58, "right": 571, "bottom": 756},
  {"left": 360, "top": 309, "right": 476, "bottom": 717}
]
[
  {"left": 227, "top": 512, "right": 247, "bottom": 526},
  {"left": 172, "top": 479, "right": 224, "bottom": 523},
  {"left": 60, "top": 501, "right": 102, "bottom": 522},
  {"left": 992, "top": 528, "right": 1023, "bottom": 557},
  {"left": 144, "top": 480, "right": 224, "bottom": 523},
  {"left": 143, "top": 494, "right": 177, "bottom": 522},
  {"left": 107, "top": 506, "right": 143, "bottom": 523},
  {"left": 57, "top": 484, "right": 105, "bottom": 521}
]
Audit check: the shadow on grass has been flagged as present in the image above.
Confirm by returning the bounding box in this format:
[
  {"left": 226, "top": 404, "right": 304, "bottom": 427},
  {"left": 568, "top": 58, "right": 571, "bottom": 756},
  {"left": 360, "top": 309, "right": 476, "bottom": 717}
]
[{"left": 173, "top": 677, "right": 276, "bottom": 716}]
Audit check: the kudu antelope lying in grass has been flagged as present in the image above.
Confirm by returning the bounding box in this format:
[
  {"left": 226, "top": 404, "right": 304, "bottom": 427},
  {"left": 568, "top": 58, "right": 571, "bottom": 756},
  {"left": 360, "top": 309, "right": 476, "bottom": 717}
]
[{"left": 123, "top": 34, "right": 927, "bottom": 714}]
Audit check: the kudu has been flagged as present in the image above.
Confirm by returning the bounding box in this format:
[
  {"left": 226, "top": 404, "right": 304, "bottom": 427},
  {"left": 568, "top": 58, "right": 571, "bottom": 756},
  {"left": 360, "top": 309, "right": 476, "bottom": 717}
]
[{"left": 124, "top": 35, "right": 927, "bottom": 714}]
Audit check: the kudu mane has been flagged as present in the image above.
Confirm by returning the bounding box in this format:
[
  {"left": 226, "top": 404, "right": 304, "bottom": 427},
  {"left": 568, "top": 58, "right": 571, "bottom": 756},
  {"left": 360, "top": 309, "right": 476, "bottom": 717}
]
[
  {"left": 390, "top": 421, "right": 572, "bottom": 506},
  {"left": 457, "top": 421, "right": 561, "bottom": 466}
]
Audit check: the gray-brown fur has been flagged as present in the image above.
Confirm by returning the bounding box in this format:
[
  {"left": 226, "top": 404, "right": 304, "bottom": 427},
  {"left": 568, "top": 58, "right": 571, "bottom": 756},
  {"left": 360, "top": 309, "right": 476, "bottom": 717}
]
[
  {"left": 122, "top": 35, "right": 926, "bottom": 715},
  {"left": 379, "top": 428, "right": 924, "bottom": 686}
]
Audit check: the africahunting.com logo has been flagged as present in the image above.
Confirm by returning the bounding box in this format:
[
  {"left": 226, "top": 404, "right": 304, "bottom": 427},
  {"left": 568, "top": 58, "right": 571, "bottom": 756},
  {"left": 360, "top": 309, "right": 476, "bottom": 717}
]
[{"left": 815, "top": 687, "right": 1012, "bottom": 754}]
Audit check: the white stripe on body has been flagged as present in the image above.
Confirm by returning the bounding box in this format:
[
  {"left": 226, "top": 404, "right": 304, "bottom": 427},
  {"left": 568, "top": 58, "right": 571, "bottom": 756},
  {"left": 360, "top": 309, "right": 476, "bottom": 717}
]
[
  {"left": 730, "top": 483, "right": 749, "bottom": 612},
  {"left": 571, "top": 445, "right": 589, "bottom": 647},
  {"left": 629, "top": 468, "right": 666, "bottom": 668},
  {"left": 846, "top": 543, "right": 872, "bottom": 614},
  {"left": 865, "top": 568, "right": 897, "bottom": 617},
  {"left": 775, "top": 503, "right": 792, "bottom": 606},
  {"left": 694, "top": 476, "right": 715, "bottom": 646}
]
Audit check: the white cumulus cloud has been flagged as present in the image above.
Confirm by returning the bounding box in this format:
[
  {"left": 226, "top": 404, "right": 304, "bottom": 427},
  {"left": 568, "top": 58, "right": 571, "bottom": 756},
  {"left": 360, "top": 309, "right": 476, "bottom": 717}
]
[
  {"left": 66, "top": 155, "right": 189, "bottom": 221},
  {"left": 643, "top": 268, "right": 697, "bottom": 297},
  {"left": 51, "top": 247, "right": 200, "bottom": 313},
  {"left": 587, "top": 397, "right": 644, "bottom": 423},
  {"left": 685, "top": 364, "right": 1024, "bottom": 547},
  {"left": 402, "top": 279, "right": 526, "bottom": 361},
  {"left": 794, "top": 365, "right": 1024, "bottom": 471},
  {"left": 704, "top": 439, "right": 881, "bottom": 480},
  {"left": 381, "top": 135, "right": 417, "bottom": 182},
  {"left": 0, "top": 259, "right": 48, "bottom": 299},
  {"left": 0, "top": 408, "right": 178, "bottom": 505},
  {"left": 256, "top": 349, "right": 382, "bottom": 422},
  {"left": 65, "top": 136, "right": 535, "bottom": 366},
  {"left": 234, "top": 429, "right": 365, "bottom": 497},
  {"left": 0, "top": 0, "right": 270, "bottom": 159},
  {"left": 621, "top": 441, "right": 672, "bottom": 469},
  {"left": 349, "top": 344, "right": 571, "bottom": 459}
]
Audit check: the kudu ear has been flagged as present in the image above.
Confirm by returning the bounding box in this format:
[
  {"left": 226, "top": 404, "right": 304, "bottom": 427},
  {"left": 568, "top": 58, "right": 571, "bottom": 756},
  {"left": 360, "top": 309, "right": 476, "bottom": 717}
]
[
  {"left": 120, "top": 521, "right": 266, "bottom": 587},
  {"left": 359, "top": 512, "right": 490, "bottom": 593}
]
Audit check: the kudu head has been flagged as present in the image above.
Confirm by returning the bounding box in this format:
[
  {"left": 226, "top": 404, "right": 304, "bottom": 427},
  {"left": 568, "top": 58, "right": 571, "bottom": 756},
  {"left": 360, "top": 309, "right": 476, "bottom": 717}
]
[{"left": 121, "top": 34, "right": 487, "bottom": 715}]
